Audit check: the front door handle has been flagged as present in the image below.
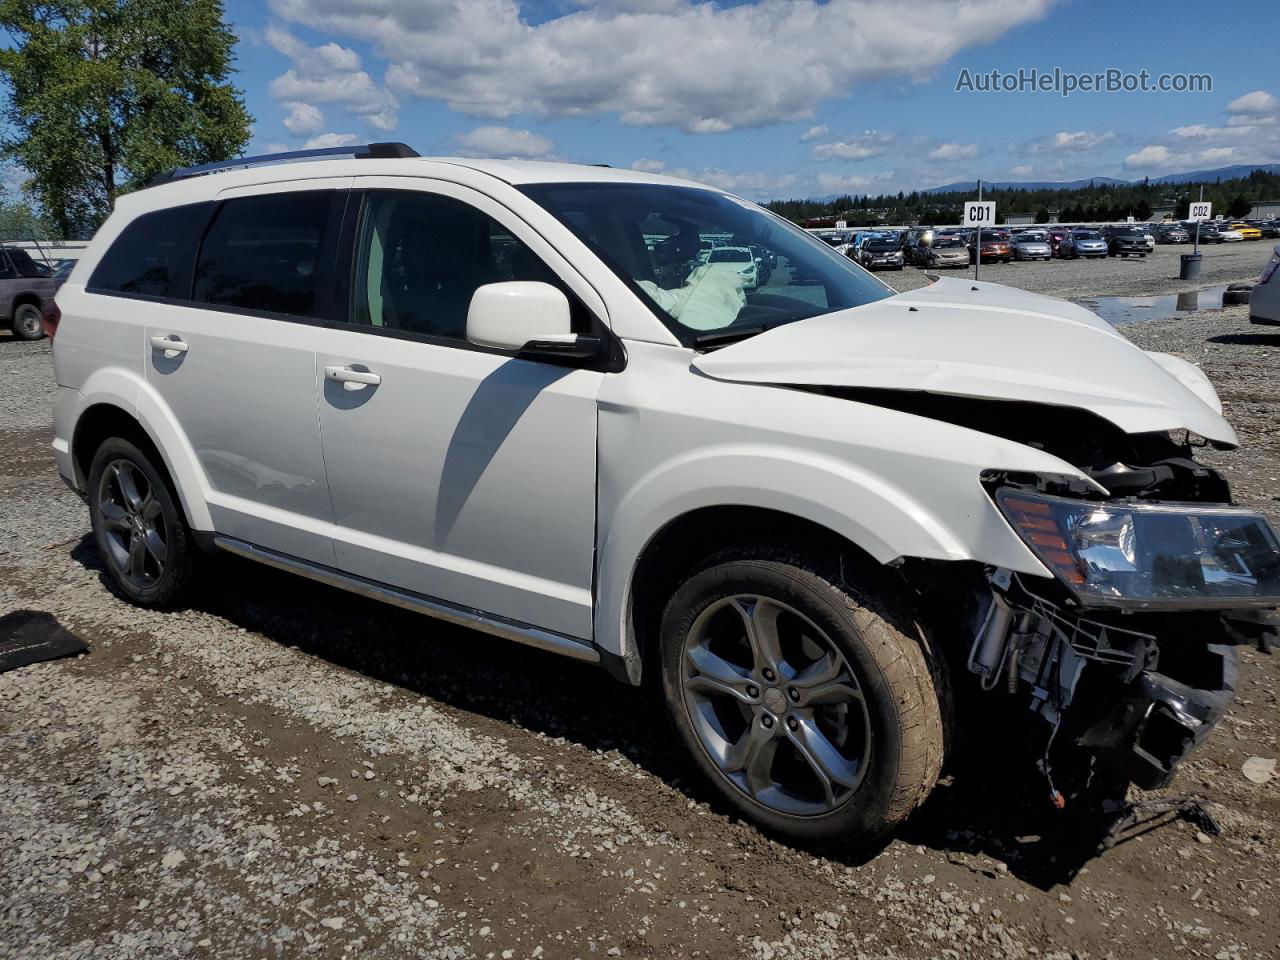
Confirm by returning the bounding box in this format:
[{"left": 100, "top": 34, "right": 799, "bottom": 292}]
[
  {"left": 150, "top": 335, "right": 189, "bottom": 359},
  {"left": 325, "top": 365, "right": 381, "bottom": 391}
]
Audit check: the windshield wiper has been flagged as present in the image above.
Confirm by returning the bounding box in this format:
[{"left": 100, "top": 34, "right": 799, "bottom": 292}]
[{"left": 693, "top": 324, "right": 770, "bottom": 350}]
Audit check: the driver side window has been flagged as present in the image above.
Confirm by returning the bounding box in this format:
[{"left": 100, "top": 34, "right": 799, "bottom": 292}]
[{"left": 351, "top": 190, "right": 571, "bottom": 342}]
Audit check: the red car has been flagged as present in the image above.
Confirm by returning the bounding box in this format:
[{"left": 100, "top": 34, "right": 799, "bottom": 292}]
[{"left": 968, "top": 229, "right": 1013, "bottom": 263}]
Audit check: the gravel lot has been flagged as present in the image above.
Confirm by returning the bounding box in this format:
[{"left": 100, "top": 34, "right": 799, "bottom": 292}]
[{"left": 2, "top": 251, "right": 1277, "bottom": 960}]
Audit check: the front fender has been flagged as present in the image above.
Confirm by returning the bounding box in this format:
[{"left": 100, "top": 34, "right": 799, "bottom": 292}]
[{"left": 592, "top": 343, "right": 1100, "bottom": 675}]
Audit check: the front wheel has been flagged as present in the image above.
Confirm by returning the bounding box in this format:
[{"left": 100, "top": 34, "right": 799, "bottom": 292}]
[
  {"left": 88, "top": 437, "right": 196, "bottom": 607},
  {"left": 11, "top": 302, "right": 45, "bottom": 340},
  {"left": 659, "top": 550, "right": 945, "bottom": 849}
]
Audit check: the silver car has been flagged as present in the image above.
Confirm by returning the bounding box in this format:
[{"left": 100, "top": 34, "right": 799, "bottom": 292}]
[
  {"left": 1011, "top": 232, "right": 1052, "bottom": 261},
  {"left": 1059, "top": 229, "right": 1108, "bottom": 259},
  {"left": 1250, "top": 244, "right": 1280, "bottom": 325}
]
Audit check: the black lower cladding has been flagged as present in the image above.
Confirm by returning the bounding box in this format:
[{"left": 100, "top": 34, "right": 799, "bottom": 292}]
[{"left": 1077, "top": 641, "right": 1238, "bottom": 790}]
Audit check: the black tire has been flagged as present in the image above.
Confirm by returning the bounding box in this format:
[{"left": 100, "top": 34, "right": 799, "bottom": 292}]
[
  {"left": 11, "top": 302, "right": 45, "bottom": 340},
  {"left": 659, "top": 548, "right": 945, "bottom": 849},
  {"left": 87, "top": 437, "right": 195, "bottom": 607}
]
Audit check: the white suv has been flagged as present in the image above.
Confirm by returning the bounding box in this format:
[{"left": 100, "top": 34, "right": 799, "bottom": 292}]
[{"left": 52, "top": 143, "right": 1280, "bottom": 848}]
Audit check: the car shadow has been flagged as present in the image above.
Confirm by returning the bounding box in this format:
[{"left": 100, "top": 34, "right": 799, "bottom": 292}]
[
  {"left": 1207, "top": 332, "right": 1280, "bottom": 346},
  {"left": 69, "top": 535, "right": 1163, "bottom": 888}
]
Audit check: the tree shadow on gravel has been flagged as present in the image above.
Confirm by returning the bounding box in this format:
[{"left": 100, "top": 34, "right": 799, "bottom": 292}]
[
  {"left": 1208, "top": 332, "right": 1280, "bottom": 346},
  {"left": 70, "top": 536, "right": 1140, "bottom": 887}
]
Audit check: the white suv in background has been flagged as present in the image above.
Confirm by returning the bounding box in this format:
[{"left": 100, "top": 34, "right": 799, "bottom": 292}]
[{"left": 52, "top": 143, "right": 1280, "bottom": 848}]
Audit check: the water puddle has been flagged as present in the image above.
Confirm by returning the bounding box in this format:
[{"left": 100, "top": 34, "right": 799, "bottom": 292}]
[{"left": 1075, "top": 285, "right": 1228, "bottom": 326}]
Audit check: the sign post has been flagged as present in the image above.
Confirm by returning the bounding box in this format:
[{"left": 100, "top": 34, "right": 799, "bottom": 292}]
[
  {"left": 1188, "top": 189, "right": 1211, "bottom": 256},
  {"left": 964, "top": 184, "right": 996, "bottom": 281}
]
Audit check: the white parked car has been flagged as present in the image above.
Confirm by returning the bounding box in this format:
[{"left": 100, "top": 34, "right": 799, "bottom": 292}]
[
  {"left": 51, "top": 144, "right": 1280, "bottom": 848},
  {"left": 703, "top": 245, "right": 759, "bottom": 289}
]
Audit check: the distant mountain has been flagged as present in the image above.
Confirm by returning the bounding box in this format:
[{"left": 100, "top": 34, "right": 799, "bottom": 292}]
[
  {"left": 922, "top": 164, "right": 1280, "bottom": 195},
  {"left": 924, "top": 177, "right": 1127, "bottom": 194},
  {"left": 1148, "top": 163, "right": 1280, "bottom": 184}
]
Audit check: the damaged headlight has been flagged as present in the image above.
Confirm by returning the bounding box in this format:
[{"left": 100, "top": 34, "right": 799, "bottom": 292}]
[{"left": 996, "top": 489, "right": 1280, "bottom": 609}]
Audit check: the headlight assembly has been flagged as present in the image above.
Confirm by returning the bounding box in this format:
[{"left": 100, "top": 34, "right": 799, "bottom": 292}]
[{"left": 996, "top": 489, "right": 1280, "bottom": 609}]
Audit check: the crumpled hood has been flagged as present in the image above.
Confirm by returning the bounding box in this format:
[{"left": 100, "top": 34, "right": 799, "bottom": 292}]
[{"left": 693, "top": 277, "right": 1237, "bottom": 445}]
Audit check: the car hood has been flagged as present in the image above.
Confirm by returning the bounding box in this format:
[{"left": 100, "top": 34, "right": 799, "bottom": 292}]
[{"left": 692, "top": 277, "right": 1237, "bottom": 445}]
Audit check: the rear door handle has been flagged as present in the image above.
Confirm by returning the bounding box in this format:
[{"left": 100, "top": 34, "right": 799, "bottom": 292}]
[
  {"left": 150, "top": 336, "right": 189, "bottom": 358},
  {"left": 325, "top": 365, "right": 381, "bottom": 391}
]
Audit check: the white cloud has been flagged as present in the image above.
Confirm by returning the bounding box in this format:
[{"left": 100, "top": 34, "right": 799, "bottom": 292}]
[
  {"left": 454, "top": 125, "right": 557, "bottom": 159},
  {"left": 1025, "top": 130, "right": 1115, "bottom": 153},
  {"left": 1123, "top": 144, "right": 1239, "bottom": 172},
  {"left": 627, "top": 159, "right": 798, "bottom": 199},
  {"left": 267, "top": 0, "right": 1056, "bottom": 133},
  {"left": 282, "top": 101, "right": 325, "bottom": 136},
  {"left": 1170, "top": 123, "right": 1243, "bottom": 139},
  {"left": 266, "top": 25, "right": 399, "bottom": 134},
  {"left": 303, "top": 132, "right": 359, "bottom": 149},
  {"left": 1011, "top": 164, "right": 1034, "bottom": 177},
  {"left": 799, "top": 125, "right": 829, "bottom": 143},
  {"left": 1227, "top": 89, "right": 1279, "bottom": 115},
  {"left": 815, "top": 171, "right": 895, "bottom": 194},
  {"left": 928, "top": 142, "right": 978, "bottom": 160},
  {"left": 811, "top": 130, "right": 896, "bottom": 161}
]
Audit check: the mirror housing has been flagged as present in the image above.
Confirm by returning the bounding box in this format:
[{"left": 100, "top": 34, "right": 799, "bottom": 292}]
[{"left": 467, "top": 281, "right": 573, "bottom": 351}]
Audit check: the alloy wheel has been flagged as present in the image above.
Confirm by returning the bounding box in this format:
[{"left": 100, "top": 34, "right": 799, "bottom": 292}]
[
  {"left": 96, "top": 459, "right": 168, "bottom": 591},
  {"left": 680, "top": 595, "right": 872, "bottom": 817}
]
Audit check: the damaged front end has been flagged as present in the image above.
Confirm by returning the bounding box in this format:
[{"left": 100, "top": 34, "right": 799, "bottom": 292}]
[{"left": 970, "top": 456, "right": 1280, "bottom": 804}]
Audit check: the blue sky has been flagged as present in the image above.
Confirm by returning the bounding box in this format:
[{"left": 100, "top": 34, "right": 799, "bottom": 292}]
[{"left": 225, "top": 0, "right": 1280, "bottom": 200}]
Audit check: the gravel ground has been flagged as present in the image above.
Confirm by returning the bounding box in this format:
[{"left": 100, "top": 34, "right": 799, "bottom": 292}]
[{"left": 1, "top": 263, "right": 1277, "bottom": 960}]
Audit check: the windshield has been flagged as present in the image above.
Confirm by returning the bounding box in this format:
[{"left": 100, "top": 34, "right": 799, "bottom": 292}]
[
  {"left": 1074, "top": 230, "right": 1102, "bottom": 239},
  {"left": 520, "top": 182, "right": 893, "bottom": 344},
  {"left": 933, "top": 237, "right": 964, "bottom": 248},
  {"left": 978, "top": 231, "right": 1004, "bottom": 241},
  {"left": 865, "top": 240, "right": 898, "bottom": 251}
]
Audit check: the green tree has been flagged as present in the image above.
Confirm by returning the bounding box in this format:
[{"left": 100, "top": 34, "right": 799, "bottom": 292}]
[
  {"left": 0, "top": 0, "right": 252, "bottom": 237},
  {"left": 1227, "top": 195, "right": 1252, "bottom": 219},
  {"left": 1034, "top": 207, "right": 1050, "bottom": 224}
]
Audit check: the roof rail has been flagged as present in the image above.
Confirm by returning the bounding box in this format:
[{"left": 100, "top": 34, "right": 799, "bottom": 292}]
[{"left": 147, "top": 142, "right": 420, "bottom": 187}]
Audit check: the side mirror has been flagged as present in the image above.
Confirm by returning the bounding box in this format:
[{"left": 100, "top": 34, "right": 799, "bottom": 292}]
[{"left": 467, "top": 281, "right": 601, "bottom": 360}]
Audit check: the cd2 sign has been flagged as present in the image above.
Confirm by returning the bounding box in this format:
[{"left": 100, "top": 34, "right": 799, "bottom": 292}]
[
  {"left": 1188, "top": 201, "right": 1213, "bottom": 222},
  {"left": 965, "top": 201, "right": 996, "bottom": 227}
]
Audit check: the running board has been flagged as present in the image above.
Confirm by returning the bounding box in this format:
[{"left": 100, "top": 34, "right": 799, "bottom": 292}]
[{"left": 212, "top": 536, "right": 601, "bottom": 664}]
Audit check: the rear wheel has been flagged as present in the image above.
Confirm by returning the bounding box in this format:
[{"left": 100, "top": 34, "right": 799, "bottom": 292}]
[
  {"left": 11, "top": 302, "right": 44, "bottom": 340},
  {"left": 88, "top": 438, "right": 195, "bottom": 607},
  {"left": 660, "top": 549, "right": 945, "bottom": 849}
]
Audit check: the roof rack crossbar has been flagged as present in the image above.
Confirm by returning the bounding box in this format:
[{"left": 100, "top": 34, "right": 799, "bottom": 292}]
[{"left": 147, "top": 142, "right": 419, "bottom": 187}]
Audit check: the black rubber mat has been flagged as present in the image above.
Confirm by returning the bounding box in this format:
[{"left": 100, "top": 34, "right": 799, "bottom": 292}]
[{"left": 0, "top": 610, "right": 88, "bottom": 673}]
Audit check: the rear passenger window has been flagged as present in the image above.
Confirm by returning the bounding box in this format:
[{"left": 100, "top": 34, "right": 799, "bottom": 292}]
[
  {"left": 194, "top": 192, "right": 334, "bottom": 318},
  {"left": 88, "top": 204, "right": 210, "bottom": 299}
]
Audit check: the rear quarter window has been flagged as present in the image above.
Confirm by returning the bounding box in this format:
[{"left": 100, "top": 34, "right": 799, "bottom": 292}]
[{"left": 88, "top": 203, "right": 212, "bottom": 299}]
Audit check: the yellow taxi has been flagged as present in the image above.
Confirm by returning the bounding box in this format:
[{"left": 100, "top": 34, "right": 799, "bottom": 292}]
[{"left": 1229, "top": 222, "right": 1263, "bottom": 240}]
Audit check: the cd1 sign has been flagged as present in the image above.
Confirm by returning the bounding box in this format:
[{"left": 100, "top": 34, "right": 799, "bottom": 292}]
[{"left": 964, "top": 201, "right": 996, "bottom": 228}]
